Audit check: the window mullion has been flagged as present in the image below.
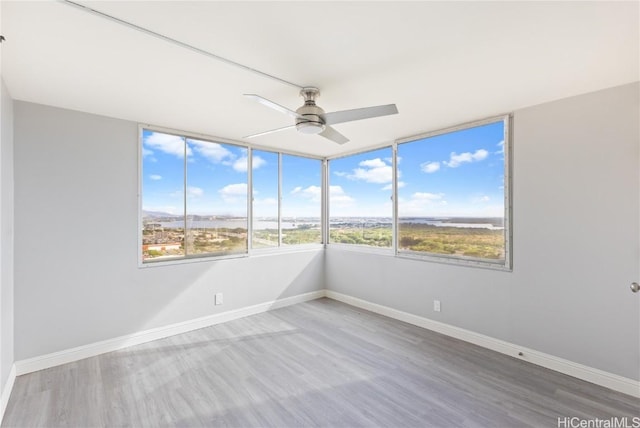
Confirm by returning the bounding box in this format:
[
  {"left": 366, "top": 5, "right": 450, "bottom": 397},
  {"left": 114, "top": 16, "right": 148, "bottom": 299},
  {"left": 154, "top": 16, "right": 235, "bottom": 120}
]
[
  {"left": 278, "top": 152, "right": 282, "bottom": 247},
  {"left": 183, "top": 136, "right": 188, "bottom": 257},
  {"left": 322, "top": 159, "right": 329, "bottom": 246},
  {"left": 248, "top": 147, "right": 253, "bottom": 253},
  {"left": 392, "top": 143, "right": 399, "bottom": 255}
]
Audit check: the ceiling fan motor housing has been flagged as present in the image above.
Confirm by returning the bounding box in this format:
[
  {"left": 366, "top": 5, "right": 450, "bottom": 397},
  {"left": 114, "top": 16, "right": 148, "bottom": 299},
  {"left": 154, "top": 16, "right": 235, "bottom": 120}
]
[
  {"left": 295, "top": 88, "right": 326, "bottom": 134},
  {"left": 244, "top": 86, "right": 396, "bottom": 144}
]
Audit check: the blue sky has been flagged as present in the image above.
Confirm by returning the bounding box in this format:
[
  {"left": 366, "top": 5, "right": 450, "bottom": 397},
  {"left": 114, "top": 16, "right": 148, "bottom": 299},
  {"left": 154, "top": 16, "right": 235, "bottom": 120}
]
[
  {"left": 142, "top": 130, "right": 321, "bottom": 218},
  {"left": 329, "top": 121, "right": 505, "bottom": 218},
  {"left": 143, "top": 120, "right": 504, "bottom": 219},
  {"left": 251, "top": 150, "right": 322, "bottom": 219},
  {"left": 329, "top": 147, "right": 394, "bottom": 218}
]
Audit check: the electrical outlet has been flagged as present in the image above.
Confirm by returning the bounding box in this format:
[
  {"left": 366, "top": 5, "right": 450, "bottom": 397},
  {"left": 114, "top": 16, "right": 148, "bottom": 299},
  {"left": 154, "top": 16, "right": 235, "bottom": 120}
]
[
  {"left": 433, "top": 300, "right": 441, "bottom": 312},
  {"left": 215, "top": 293, "right": 224, "bottom": 305}
]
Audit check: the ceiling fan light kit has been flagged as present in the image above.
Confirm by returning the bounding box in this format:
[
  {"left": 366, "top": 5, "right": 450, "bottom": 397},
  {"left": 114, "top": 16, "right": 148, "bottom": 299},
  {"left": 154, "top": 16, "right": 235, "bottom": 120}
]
[
  {"left": 245, "top": 87, "right": 398, "bottom": 145},
  {"left": 295, "top": 88, "right": 326, "bottom": 135}
]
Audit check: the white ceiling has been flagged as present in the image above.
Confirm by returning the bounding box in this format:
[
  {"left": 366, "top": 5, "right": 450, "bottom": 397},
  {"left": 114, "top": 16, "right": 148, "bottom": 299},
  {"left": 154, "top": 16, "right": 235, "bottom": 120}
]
[{"left": 2, "top": 1, "right": 638, "bottom": 157}]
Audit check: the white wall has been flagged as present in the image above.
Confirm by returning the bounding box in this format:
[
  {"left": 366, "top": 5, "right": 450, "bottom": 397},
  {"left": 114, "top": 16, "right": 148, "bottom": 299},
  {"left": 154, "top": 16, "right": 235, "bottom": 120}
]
[
  {"left": 13, "top": 102, "right": 324, "bottom": 360},
  {"left": 11, "top": 83, "right": 640, "bottom": 384},
  {"left": 327, "top": 83, "right": 640, "bottom": 381},
  {"left": 0, "top": 77, "right": 14, "bottom": 392}
]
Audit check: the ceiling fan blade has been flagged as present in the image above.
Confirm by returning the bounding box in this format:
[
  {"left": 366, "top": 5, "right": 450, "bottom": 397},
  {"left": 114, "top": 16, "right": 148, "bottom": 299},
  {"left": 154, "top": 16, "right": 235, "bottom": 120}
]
[
  {"left": 324, "top": 104, "right": 398, "bottom": 125},
  {"left": 319, "top": 126, "right": 349, "bottom": 145},
  {"left": 244, "top": 94, "right": 299, "bottom": 119},
  {"left": 244, "top": 124, "right": 296, "bottom": 139}
]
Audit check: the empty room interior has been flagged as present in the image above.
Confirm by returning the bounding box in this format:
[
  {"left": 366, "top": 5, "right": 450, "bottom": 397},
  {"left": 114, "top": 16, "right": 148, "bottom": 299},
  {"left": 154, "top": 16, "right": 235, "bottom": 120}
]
[{"left": 0, "top": 1, "right": 639, "bottom": 427}]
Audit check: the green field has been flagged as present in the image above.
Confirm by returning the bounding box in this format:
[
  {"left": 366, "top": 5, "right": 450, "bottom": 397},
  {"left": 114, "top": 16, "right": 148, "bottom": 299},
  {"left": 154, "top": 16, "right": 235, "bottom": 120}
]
[
  {"left": 143, "top": 223, "right": 504, "bottom": 261},
  {"left": 143, "top": 227, "right": 322, "bottom": 259},
  {"left": 253, "top": 228, "right": 322, "bottom": 247},
  {"left": 329, "top": 227, "right": 392, "bottom": 247},
  {"left": 142, "top": 227, "right": 248, "bottom": 259},
  {"left": 330, "top": 223, "right": 504, "bottom": 260},
  {"left": 397, "top": 223, "right": 504, "bottom": 259}
]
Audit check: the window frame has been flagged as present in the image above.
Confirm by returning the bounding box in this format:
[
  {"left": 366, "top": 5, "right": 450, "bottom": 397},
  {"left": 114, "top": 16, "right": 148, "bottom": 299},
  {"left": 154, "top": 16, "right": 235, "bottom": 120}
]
[
  {"left": 138, "top": 124, "right": 325, "bottom": 267},
  {"left": 139, "top": 113, "right": 511, "bottom": 271},
  {"left": 249, "top": 150, "right": 325, "bottom": 253},
  {"left": 279, "top": 153, "right": 324, "bottom": 248},
  {"left": 326, "top": 146, "right": 395, "bottom": 254},
  {"left": 394, "top": 114, "right": 512, "bottom": 271},
  {"left": 248, "top": 148, "right": 279, "bottom": 251},
  {"left": 138, "top": 125, "right": 252, "bottom": 266}
]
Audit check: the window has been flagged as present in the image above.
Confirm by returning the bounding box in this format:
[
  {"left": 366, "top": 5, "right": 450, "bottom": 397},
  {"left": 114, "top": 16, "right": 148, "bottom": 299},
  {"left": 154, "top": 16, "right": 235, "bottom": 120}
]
[
  {"left": 141, "top": 115, "right": 509, "bottom": 270},
  {"left": 281, "top": 154, "right": 322, "bottom": 245},
  {"left": 141, "top": 129, "right": 248, "bottom": 262},
  {"left": 396, "top": 116, "right": 510, "bottom": 267},
  {"left": 251, "top": 151, "right": 322, "bottom": 249},
  {"left": 328, "top": 147, "right": 393, "bottom": 248},
  {"left": 251, "top": 150, "right": 279, "bottom": 249}
]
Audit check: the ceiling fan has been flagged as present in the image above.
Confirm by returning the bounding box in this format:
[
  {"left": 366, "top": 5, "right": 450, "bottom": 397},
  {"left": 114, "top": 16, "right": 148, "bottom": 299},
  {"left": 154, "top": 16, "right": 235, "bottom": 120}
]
[
  {"left": 244, "top": 88, "right": 398, "bottom": 144},
  {"left": 55, "top": 3, "right": 398, "bottom": 145}
]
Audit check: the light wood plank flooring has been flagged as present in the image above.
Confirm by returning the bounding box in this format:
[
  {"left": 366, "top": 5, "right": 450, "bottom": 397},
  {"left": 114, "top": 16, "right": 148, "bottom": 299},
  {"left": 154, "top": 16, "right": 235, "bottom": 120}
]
[{"left": 3, "top": 298, "right": 639, "bottom": 427}]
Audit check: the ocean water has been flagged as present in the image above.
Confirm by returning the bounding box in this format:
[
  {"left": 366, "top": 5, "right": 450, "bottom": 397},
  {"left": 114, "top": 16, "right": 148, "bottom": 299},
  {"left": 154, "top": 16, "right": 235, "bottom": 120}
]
[
  {"left": 153, "top": 219, "right": 319, "bottom": 230},
  {"left": 149, "top": 218, "right": 503, "bottom": 231}
]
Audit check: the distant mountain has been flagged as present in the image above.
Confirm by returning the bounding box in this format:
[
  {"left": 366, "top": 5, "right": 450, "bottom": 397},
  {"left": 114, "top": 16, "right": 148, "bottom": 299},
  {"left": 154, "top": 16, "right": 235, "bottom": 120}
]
[{"left": 142, "top": 210, "right": 181, "bottom": 219}]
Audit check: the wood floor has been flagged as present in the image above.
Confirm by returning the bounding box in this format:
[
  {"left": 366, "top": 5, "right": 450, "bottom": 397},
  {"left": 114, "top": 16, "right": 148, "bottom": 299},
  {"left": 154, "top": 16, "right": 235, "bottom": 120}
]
[{"left": 3, "top": 298, "right": 639, "bottom": 427}]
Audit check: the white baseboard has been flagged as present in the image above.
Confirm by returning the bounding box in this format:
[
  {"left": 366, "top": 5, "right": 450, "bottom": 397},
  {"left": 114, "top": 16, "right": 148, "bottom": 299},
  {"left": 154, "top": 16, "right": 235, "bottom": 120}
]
[
  {"left": 325, "top": 290, "right": 640, "bottom": 398},
  {"left": 10, "top": 289, "right": 640, "bottom": 400},
  {"left": 0, "top": 364, "right": 16, "bottom": 425},
  {"left": 14, "top": 290, "right": 325, "bottom": 376}
]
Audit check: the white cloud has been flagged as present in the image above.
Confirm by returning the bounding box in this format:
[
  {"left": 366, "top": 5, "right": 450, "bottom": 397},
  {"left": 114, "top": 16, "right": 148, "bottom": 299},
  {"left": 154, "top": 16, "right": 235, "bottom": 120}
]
[
  {"left": 144, "top": 132, "right": 191, "bottom": 158},
  {"left": 359, "top": 158, "right": 386, "bottom": 168},
  {"left": 413, "top": 192, "right": 444, "bottom": 201},
  {"left": 333, "top": 171, "right": 347, "bottom": 177},
  {"left": 189, "top": 140, "right": 234, "bottom": 163},
  {"left": 290, "top": 186, "right": 302, "bottom": 195},
  {"left": 255, "top": 197, "right": 277, "bottom": 206},
  {"left": 142, "top": 148, "right": 154, "bottom": 157},
  {"left": 300, "top": 185, "right": 322, "bottom": 202},
  {"left": 232, "top": 155, "right": 266, "bottom": 173},
  {"left": 187, "top": 186, "right": 204, "bottom": 198},
  {"left": 252, "top": 156, "right": 266, "bottom": 170},
  {"left": 420, "top": 161, "right": 441, "bottom": 174},
  {"left": 384, "top": 156, "right": 401, "bottom": 164},
  {"left": 230, "top": 156, "right": 249, "bottom": 172},
  {"left": 398, "top": 192, "right": 448, "bottom": 216},
  {"left": 170, "top": 187, "right": 204, "bottom": 200},
  {"left": 495, "top": 140, "right": 505, "bottom": 155},
  {"left": 149, "top": 174, "right": 162, "bottom": 181},
  {"left": 232, "top": 157, "right": 248, "bottom": 173},
  {"left": 292, "top": 185, "right": 354, "bottom": 205},
  {"left": 347, "top": 157, "right": 393, "bottom": 184},
  {"left": 473, "top": 195, "right": 491, "bottom": 203},
  {"left": 381, "top": 181, "right": 406, "bottom": 191},
  {"left": 443, "top": 149, "right": 488, "bottom": 168},
  {"left": 330, "top": 185, "right": 354, "bottom": 204},
  {"left": 219, "top": 183, "right": 247, "bottom": 202}
]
